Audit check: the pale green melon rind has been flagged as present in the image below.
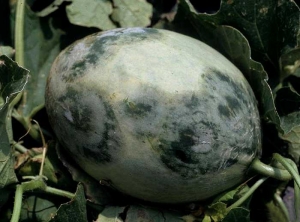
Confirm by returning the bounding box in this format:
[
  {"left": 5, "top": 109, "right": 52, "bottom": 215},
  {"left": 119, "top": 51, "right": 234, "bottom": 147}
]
[{"left": 45, "top": 28, "right": 261, "bottom": 203}]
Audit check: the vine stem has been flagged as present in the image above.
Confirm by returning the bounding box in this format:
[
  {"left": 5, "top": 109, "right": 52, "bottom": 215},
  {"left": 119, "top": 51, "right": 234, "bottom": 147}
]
[
  {"left": 13, "top": 141, "right": 28, "bottom": 153},
  {"left": 273, "top": 154, "right": 300, "bottom": 190},
  {"left": 226, "top": 177, "right": 268, "bottom": 211},
  {"left": 45, "top": 186, "right": 75, "bottom": 199},
  {"left": 10, "top": 177, "right": 75, "bottom": 222},
  {"left": 274, "top": 192, "right": 290, "bottom": 222},
  {"left": 10, "top": 179, "right": 45, "bottom": 222},
  {"left": 249, "top": 158, "right": 292, "bottom": 181},
  {"left": 7, "top": 0, "right": 27, "bottom": 143},
  {"left": 15, "top": 0, "right": 25, "bottom": 66},
  {"left": 10, "top": 185, "right": 23, "bottom": 222},
  {"left": 13, "top": 0, "right": 42, "bottom": 142}
]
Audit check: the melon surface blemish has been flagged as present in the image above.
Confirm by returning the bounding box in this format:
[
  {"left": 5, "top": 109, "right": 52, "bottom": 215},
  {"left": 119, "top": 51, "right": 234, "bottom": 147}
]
[{"left": 45, "top": 27, "right": 261, "bottom": 204}]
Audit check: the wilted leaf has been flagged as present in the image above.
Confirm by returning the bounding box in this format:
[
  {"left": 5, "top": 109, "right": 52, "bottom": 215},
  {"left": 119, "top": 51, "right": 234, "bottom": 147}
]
[
  {"left": 111, "top": 0, "right": 152, "bottom": 27},
  {"left": 222, "top": 207, "right": 250, "bottom": 222},
  {"left": 11, "top": 5, "right": 63, "bottom": 119},
  {"left": 0, "top": 46, "right": 14, "bottom": 58},
  {"left": 96, "top": 206, "right": 125, "bottom": 222},
  {"left": 36, "top": 0, "right": 72, "bottom": 17},
  {"left": 0, "top": 55, "right": 29, "bottom": 189},
  {"left": 66, "top": 0, "right": 116, "bottom": 30},
  {"left": 49, "top": 183, "right": 87, "bottom": 222}
]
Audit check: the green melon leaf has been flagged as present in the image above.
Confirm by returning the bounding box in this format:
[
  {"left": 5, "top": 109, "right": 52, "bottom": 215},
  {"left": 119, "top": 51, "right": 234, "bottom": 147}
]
[
  {"left": 0, "top": 55, "right": 29, "bottom": 188},
  {"left": 222, "top": 207, "right": 250, "bottom": 222},
  {"left": 0, "top": 46, "right": 14, "bottom": 58},
  {"left": 174, "top": 3, "right": 281, "bottom": 125},
  {"left": 111, "top": 0, "right": 153, "bottom": 27},
  {"left": 49, "top": 183, "right": 87, "bottom": 222},
  {"left": 11, "top": 4, "right": 63, "bottom": 119},
  {"left": 179, "top": 0, "right": 300, "bottom": 74},
  {"left": 66, "top": 0, "right": 116, "bottom": 30}
]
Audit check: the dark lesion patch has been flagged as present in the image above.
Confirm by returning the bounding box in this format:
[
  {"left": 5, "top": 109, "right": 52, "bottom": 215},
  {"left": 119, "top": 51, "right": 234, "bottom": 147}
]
[
  {"left": 58, "top": 87, "right": 92, "bottom": 132},
  {"left": 62, "top": 49, "right": 102, "bottom": 83},
  {"left": 82, "top": 143, "right": 111, "bottom": 162},
  {"left": 62, "top": 60, "right": 86, "bottom": 82},
  {"left": 159, "top": 128, "right": 213, "bottom": 178},
  {"left": 212, "top": 68, "right": 250, "bottom": 105},
  {"left": 70, "top": 105, "right": 92, "bottom": 132},
  {"left": 124, "top": 99, "right": 153, "bottom": 117},
  {"left": 225, "top": 95, "right": 241, "bottom": 112},
  {"left": 184, "top": 94, "right": 200, "bottom": 109},
  {"left": 89, "top": 28, "right": 161, "bottom": 56},
  {"left": 103, "top": 28, "right": 161, "bottom": 44},
  {"left": 89, "top": 96, "right": 121, "bottom": 163},
  {"left": 78, "top": 98, "right": 121, "bottom": 163},
  {"left": 218, "top": 104, "right": 231, "bottom": 118},
  {"left": 159, "top": 120, "right": 240, "bottom": 179},
  {"left": 170, "top": 128, "right": 199, "bottom": 164},
  {"left": 61, "top": 28, "right": 162, "bottom": 83}
]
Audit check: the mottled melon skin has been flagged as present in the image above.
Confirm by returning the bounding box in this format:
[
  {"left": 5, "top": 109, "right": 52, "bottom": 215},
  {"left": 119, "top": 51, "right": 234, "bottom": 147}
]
[{"left": 45, "top": 28, "right": 261, "bottom": 203}]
